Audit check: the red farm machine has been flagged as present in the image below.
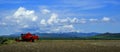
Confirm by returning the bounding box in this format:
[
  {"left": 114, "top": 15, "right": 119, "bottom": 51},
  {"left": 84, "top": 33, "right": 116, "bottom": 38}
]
[{"left": 16, "top": 32, "right": 39, "bottom": 42}]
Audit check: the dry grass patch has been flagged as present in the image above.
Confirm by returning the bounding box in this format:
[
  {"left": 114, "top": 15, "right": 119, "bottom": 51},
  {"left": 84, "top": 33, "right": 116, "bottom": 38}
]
[{"left": 0, "top": 40, "right": 120, "bottom": 52}]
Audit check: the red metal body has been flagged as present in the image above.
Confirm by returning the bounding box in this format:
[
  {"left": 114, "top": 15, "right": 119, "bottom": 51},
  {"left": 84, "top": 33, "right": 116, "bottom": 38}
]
[{"left": 16, "top": 32, "right": 39, "bottom": 42}]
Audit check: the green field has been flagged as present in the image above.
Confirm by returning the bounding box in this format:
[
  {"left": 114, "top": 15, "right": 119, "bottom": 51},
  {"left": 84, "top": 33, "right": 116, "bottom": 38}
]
[{"left": 0, "top": 40, "right": 120, "bottom": 52}]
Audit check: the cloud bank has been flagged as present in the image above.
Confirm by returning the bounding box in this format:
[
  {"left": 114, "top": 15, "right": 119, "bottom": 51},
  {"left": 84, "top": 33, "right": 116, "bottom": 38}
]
[{"left": 0, "top": 7, "right": 111, "bottom": 34}]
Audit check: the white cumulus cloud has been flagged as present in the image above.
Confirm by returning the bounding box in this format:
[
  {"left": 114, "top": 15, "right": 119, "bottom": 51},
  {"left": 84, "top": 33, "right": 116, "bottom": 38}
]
[
  {"left": 47, "top": 13, "right": 58, "bottom": 24},
  {"left": 102, "top": 17, "right": 111, "bottom": 22},
  {"left": 40, "top": 19, "right": 46, "bottom": 25},
  {"left": 13, "top": 7, "right": 38, "bottom": 21},
  {"left": 0, "top": 7, "right": 112, "bottom": 34},
  {"left": 41, "top": 9, "right": 51, "bottom": 14},
  {"left": 63, "top": 25, "right": 73, "bottom": 29},
  {"left": 51, "top": 24, "right": 76, "bottom": 32},
  {"left": 89, "top": 18, "right": 98, "bottom": 22},
  {"left": 79, "top": 18, "right": 87, "bottom": 24}
]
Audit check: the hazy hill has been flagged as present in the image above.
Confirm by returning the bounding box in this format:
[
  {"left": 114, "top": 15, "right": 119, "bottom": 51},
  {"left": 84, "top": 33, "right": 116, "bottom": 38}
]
[
  {"left": 91, "top": 33, "right": 120, "bottom": 39},
  {"left": 0, "top": 32, "right": 99, "bottom": 38},
  {"left": 34, "top": 32, "right": 99, "bottom": 38},
  {"left": 1, "top": 32, "right": 120, "bottom": 40}
]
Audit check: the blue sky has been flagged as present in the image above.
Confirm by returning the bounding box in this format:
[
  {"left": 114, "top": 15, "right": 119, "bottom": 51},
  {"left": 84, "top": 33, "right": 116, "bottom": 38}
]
[{"left": 0, "top": 0, "right": 120, "bottom": 35}]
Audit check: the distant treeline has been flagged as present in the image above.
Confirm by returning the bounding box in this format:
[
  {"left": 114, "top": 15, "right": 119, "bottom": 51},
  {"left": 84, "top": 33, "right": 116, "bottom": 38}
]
[
  {"left": 90, "top": 33, "right": 120, "bottom": 40},
  {"left": 0, "top": 32, "right": 120, "bottom": 41}
]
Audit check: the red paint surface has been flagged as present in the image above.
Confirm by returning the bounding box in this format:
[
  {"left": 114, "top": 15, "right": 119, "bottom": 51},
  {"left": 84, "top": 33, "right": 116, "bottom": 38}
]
[{"left": 17, "top": 32, "right": 39, "bottom": 42}]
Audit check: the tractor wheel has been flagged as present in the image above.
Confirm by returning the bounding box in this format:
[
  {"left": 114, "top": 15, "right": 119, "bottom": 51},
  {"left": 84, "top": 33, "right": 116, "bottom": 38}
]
[{"left": 32, "top": 39, "right": 34, "bottom": 42}]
